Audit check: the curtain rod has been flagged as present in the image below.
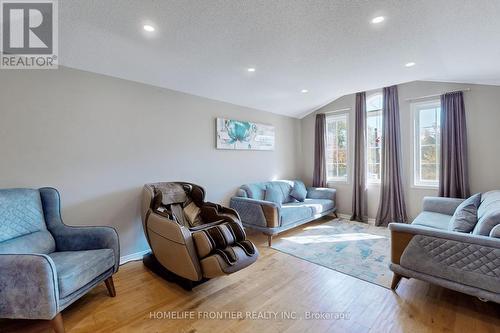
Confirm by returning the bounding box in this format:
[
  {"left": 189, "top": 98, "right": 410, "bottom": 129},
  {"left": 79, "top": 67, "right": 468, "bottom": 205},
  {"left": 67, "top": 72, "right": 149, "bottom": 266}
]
[
  {"left": 405, "top": 88, "right": 471, "bottom": 102},
  {"left": 324, "top": 107, "right": 351, "bottom": 114}
]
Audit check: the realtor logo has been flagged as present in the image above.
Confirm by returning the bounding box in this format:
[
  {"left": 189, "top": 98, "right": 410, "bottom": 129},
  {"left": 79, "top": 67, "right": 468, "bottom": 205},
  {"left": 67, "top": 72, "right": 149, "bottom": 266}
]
[{"left": 1, "top": 0, "right": 58, "bottom": 69}]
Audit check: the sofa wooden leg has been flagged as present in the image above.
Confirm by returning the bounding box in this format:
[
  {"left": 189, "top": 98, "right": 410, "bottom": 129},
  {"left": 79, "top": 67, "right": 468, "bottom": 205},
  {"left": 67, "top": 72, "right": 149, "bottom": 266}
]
[
  {"left": 267, "top": 234, "right": 273, "bottom": 247},
  {"left": 105, "top": 276, "right": 116, "bottom": 297},
  {"left": 391, "top": 273, "right": 403, "bottom": 290},
  {"left": 50, "top": 313, "right": 65, "bottom": 333}
]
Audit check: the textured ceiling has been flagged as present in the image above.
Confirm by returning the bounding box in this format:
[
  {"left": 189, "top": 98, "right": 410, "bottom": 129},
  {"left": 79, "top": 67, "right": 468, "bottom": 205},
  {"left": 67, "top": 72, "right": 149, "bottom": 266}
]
[{"left": 59, "top": 0, "right": 500, "bottom": 118}]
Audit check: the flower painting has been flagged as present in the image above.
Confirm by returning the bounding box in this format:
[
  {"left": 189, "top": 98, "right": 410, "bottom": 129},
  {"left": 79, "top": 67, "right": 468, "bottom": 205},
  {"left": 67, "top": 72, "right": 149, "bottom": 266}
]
[{"left": 216, "top": 118, "right": 275, "bottom": 150}]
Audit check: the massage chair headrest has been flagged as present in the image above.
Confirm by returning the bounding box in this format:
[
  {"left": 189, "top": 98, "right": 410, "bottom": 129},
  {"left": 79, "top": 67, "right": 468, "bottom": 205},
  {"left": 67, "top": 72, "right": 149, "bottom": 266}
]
[{"left": 150, "top": 182, "right": 206, "bottom": 207}]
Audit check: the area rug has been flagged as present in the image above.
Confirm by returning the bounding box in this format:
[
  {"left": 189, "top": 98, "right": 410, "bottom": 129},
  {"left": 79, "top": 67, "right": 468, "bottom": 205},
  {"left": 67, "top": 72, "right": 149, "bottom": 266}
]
[{"left": 272, "top": 218, "right": 392, "bottom": 288}]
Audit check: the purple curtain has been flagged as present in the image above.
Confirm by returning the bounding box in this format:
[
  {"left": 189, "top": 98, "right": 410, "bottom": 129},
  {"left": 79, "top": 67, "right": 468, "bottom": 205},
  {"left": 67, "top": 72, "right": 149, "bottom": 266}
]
[
  {"left": 351, "top": 92, "right": 367, "bottom": 222},
  {"left": 376, "top": 85, "right": 408, "bottom": 226},
  {"left": 313, "top": 113, "right": 327, "bottom": 187},
  {"left": 439, "top": 91, "right": 470, "bottom": 198}
]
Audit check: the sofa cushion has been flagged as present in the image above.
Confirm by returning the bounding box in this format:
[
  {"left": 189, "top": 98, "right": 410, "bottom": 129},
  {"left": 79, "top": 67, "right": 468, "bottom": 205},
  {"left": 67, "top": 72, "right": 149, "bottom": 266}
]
[
  {"left": 0, "top": 189, "right": 47, "bottom": 242},
  {"left": 449, "top": 193, "right": 481, "bottom": 233},
  {"left": 477, "top": 190, "right": 500, "bottom": 220},
  {"left": 490, "top": 224, "right": 500, "bottom": 238},
  {"left": 473, "top": 210, "right": 500, "bottom": 236},
  {"left": 284, "top": 199, "right": 334, "bottom": 215},
  {"left": 264, "top": 187, "right": 283, "bottom": 207},
  {"left": 280, "top": 204, "right": 313, "bottom": 226},
  {"left": 267, "top": 181, "right": 295, "bottom": 203},
  {"left": 241, "top": 181, "right": 296, "bottom": 203},
  {"left": 0, "top": 230, "right": 55, "bottom": 254},
  {"left": 290, "top": 180, "right": 307, "bottom": 202},
  {"left": 49, "top": 249, "right": 115, "bottom": 298},
  {"left": 412, "top": 212, "right": 452, "bottom": 230},
  {"left": 241, "top": 183, "right": 267, "bottom": 200},
  {"left": 473, "top": 190, "right": 500, "bottom": 236}
]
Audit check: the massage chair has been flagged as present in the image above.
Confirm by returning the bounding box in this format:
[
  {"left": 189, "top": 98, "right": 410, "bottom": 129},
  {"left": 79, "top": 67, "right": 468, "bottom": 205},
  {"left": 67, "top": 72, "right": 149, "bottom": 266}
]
[{"left": 141, "top": 182, "right": 258, "bottom": 290}]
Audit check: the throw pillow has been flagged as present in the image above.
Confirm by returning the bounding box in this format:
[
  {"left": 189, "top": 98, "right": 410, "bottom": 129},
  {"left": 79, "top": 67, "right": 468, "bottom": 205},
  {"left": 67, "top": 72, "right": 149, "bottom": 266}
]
[
  {"left": 290, "top": 180, "right": 307, "bottom": 202},
  {"left": 449, "top": 193, "right": 481, "bottom": 233},
  {"left": 264, "top": 187, "right": 284, "bottom": 207}
]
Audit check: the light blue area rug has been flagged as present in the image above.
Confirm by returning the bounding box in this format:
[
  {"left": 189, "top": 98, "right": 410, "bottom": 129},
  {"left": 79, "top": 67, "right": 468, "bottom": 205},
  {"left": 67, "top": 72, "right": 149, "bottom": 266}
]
[{"left": 272, "top": 218, "right": 391, "bottom": 288}]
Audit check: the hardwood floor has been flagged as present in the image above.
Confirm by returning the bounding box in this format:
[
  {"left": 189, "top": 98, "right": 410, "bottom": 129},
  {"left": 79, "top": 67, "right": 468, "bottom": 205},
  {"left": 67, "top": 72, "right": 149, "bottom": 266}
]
[{"left": 2, "top": 228, "right": 500, "bottom": 333}]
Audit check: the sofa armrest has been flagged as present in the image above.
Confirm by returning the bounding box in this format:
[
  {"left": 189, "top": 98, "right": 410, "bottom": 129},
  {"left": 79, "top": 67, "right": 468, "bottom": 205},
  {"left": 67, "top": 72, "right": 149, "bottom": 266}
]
[
  {"left": 306, "top": 187, "right": 336, "bottom": 202},
  {"left": 389, "top": 222, "right": 500, "bottom": 264},
  {"left": 230, "top": 197, "right": 280, "bottom": 228},
  {"left": 39, "top": 187, "right": 120, "bottom": 272},
  {"left": 50, "top": 225, "right": 120, "bottom": 272},
  {"left": 0, "top": 254, "right": 59, "bottom": 320},
  {"left": 422, "top": 196, "right": 464, "bottom": 215}
]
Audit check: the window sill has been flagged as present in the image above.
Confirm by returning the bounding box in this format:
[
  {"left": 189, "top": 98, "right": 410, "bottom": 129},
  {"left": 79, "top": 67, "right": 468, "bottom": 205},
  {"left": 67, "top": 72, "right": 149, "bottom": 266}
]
[
  {"left": 411, "top": 184, "right": 439, "bottom": 190},
  {"left": 327, "top": 180, "right": 349, "bottom": 186}
]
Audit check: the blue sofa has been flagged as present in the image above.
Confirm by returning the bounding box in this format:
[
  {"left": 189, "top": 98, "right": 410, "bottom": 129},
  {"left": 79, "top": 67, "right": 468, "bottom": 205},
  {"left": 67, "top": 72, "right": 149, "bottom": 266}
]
[
  {"left": 390, "top": 191, "right": 500, "bottom": 303},
  {"left": 230, "top": 180, "right": 336, "bottom": 245},
  {"left": 0, "top": 188, "right": 120, "bottom": 333}
]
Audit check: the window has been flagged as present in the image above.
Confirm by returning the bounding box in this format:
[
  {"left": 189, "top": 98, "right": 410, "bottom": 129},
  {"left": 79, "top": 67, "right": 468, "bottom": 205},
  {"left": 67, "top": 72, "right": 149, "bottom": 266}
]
[
  {"left": 413, "top": 100, "right": 441, "bottom": 187},
  {"left": 366, "top": 93, "right": 383, "bottom": 183},
  {"left": 326, "top": 113, "right": 348, "bottom": 182}
]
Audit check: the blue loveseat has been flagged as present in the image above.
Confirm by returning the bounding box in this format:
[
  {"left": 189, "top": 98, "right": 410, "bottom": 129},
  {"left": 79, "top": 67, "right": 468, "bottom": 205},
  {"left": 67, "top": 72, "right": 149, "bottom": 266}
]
[
  {"left": 0, "top": 188, "right": 120, "bottom": 333},
  {"left": 230, "top": 180, "right": 336, "bottom": 245}
]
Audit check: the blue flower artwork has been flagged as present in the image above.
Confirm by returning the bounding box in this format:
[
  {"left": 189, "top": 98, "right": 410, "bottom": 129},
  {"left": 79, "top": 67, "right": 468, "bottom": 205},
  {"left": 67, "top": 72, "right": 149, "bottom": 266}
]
[{"left": 216, "top": 118, "right": 275, "bottom": 150}]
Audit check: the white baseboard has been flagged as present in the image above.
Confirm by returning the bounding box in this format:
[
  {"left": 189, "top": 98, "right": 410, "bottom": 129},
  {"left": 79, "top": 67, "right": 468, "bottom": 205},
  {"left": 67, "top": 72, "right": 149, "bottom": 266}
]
[{"left": 119, "top": 249, "right": 151, "bottom": 265}]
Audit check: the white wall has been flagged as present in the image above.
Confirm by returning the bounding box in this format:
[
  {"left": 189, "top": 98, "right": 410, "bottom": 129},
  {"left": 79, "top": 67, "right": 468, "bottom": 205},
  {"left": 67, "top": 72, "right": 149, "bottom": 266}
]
[
  {"left": 0, "top": 67, "right": 301, "bottom": 257},
  {"left": 301, "top": 81, "right": 500, "bottom": 220}
]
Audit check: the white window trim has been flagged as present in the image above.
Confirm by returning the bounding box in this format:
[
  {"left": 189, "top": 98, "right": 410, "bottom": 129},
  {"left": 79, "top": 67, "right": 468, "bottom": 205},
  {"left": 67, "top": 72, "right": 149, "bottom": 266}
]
[
  {"left": 325, "top": 112, "right": 350, "bottom": 184},
  {"left": 411, "top": 99, "right": 441, "bottom": 189},
  {"left": 366, "top": 107, "right": 383, "bottom": 184}
]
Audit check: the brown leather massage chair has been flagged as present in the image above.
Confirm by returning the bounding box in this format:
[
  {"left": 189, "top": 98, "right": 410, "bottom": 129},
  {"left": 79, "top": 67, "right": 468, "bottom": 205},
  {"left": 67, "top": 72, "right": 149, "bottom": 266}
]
[{"left": 141, "top": 182, "right": 258, "bottom": 290}]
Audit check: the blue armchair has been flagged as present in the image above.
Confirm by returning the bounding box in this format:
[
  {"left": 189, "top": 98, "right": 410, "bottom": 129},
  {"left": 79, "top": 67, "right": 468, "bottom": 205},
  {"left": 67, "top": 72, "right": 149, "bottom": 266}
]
[{"left": 0, "top": 188, "right": 119, "bottom": 333}]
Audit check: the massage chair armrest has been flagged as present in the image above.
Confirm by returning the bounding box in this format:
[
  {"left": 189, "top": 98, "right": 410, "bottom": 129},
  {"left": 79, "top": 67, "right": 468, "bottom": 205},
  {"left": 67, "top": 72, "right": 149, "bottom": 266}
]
[
  {"left": 189, "top": 219, "right": 226, "bottom": 231},
  {"left": 146, "top": 210, "right": 191, "bottom": 244},
  {"left": 389, "top": 222, "right": 500, "bottom": 264},
  {"left": 201, "top": 202, "right": 241, "bottom": 224}
]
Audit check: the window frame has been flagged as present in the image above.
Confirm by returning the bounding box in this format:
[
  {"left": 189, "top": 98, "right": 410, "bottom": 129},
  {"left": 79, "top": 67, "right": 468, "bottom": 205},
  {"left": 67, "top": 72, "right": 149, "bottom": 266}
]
[
  {"left": 366, "top": 92, "right": 383, "bottom": 185},
  {"left": 325, "top": 112, "right": 350, "bottom": 184},
  {"left": 412, "top": 99, "right": 441, "bottom": 188}
]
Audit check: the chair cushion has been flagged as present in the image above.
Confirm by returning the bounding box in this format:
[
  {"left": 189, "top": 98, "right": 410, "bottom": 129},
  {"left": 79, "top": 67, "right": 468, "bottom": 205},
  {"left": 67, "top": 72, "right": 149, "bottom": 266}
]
[
  {"left": 0, "top": 189, "right": 47, "bottom": 242},
  {"left": 473, "top": 190, "right": 500, "bottom": 236},
  {"left": 280, "top": 204, "right": 313, "bottom": 226},
  {"left": 449, "top": 193, "right": 481, "bottom": 233},
  {"left": 49, "top": 249, "right": 114, "bottom": 298},
  {"left": 0, "top": 230, "right": 55, "bottom": 254},
  {"left": 412, "top": 212, "right": 452, "bottom": 230},
  {"left": 290, "top": 180, "right": 307, "bottom": 202},
  {"left": 264, "top": 187, "right": 284, "bottom": 207},
  {"left": 241, "top": 183, "right": 267, "bottom": 200}
]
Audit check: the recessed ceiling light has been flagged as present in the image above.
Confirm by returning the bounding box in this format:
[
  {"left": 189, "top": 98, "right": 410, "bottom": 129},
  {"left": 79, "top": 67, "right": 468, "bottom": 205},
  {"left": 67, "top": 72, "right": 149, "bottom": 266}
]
[
  {"left": 301, "top": 89, "right": 309, "bottom": 93},
  {"left": 143, "top": 25, "right": 155, "bottom": 32},
  {"left": 371, "top": 16, "right": 385, "bottom": 24},
  {"left": 247, "top": 68, "right": 256, "bottom": 72},
  {"left": 405, "top": 62, "right": 416, "bottom": 67}
]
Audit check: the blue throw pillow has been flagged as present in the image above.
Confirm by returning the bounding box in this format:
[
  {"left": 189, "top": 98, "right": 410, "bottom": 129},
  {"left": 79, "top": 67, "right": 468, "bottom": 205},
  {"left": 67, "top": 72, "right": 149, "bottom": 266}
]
[
  {"left": 449, "top": 193, "right": 481, "bottom": 233},
  {"left": 264, "top": 187, "right": 283, "bottom": 207},
  {"left": 290, "top": 180, "right": 307, "bottom": 202}
]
